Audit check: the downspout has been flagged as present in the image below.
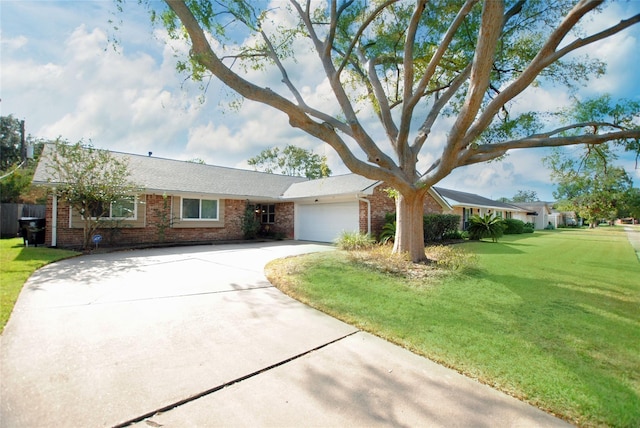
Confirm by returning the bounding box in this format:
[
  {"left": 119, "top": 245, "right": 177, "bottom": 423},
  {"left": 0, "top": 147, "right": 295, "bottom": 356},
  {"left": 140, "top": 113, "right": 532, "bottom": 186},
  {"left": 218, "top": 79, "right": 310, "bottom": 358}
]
[
  {"left": 51, "top": 190, "right": 58, "bottom": 247},
  {"left": 357, "top": 196, "right": 371, "bottom": 236}
]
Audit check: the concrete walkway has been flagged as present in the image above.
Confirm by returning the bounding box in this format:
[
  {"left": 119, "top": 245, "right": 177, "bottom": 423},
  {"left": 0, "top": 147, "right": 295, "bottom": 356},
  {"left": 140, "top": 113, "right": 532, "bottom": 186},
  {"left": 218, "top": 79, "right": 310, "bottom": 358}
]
[{"left": 1, "top": 242, "right": 570, "bottom": 427}]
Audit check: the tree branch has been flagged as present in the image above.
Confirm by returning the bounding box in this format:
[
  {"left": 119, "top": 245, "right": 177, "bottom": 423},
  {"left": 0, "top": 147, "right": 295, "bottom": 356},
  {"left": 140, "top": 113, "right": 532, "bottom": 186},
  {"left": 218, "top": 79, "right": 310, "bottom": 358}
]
[{"left": 464, "top": 1, "right": 639, "bottom": 147}]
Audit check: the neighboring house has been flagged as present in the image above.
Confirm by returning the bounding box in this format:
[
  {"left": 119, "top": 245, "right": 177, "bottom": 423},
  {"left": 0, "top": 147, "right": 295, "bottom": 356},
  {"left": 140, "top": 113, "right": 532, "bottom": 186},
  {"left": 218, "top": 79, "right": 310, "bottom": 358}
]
[
  {"left": 32, "top": 145, "right": 451, "bottom": 249},
  {"left": 510, "top": 201, "right": 564, "bottom": 229},
  {"left": 434, "top": 187, "right": 529, "bottom": 230}
]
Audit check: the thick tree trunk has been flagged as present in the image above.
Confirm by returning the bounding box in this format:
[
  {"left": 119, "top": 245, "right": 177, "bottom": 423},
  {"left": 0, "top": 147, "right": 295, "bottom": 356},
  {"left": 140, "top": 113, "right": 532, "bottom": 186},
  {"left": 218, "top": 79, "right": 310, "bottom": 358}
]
[{"left": 393, "top": 189, "right": 427, "bottom": 262}]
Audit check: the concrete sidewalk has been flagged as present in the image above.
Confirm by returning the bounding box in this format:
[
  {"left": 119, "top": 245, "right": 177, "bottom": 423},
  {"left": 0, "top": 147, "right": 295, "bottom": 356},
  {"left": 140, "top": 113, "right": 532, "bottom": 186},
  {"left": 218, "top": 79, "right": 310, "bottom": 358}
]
[{"left": 1, "top": 242, "right": 570, "bottom": 427}]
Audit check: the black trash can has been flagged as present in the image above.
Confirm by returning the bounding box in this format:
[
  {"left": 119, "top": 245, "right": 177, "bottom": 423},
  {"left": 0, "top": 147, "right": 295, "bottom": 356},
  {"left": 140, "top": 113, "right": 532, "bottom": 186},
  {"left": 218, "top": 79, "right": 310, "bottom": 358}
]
[{"left": 18, "top": 217, "right": 46, "bottom": 247}]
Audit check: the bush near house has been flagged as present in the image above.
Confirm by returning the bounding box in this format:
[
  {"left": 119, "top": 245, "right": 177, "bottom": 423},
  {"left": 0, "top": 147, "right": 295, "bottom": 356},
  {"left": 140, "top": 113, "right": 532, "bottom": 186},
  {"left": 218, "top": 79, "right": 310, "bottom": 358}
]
[
  {"left": 468, "top": 214, "right": 505, "bottom": 242},
  {"left": 423, "top": 214, "right": 461, "bottom": 242},
  {"left": 503, "top": 218, "right": 525, "bottom": 234},
  {"left": 379, "top": 213, "right": 461, "bottom": 243},
  {"left": 335, "top": 231, "right": 376, "bottom": 250}
]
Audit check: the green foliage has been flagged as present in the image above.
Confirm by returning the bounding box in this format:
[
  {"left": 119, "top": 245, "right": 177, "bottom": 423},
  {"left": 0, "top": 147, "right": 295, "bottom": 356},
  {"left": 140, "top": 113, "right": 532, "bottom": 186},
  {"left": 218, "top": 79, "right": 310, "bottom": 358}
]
[
  {"left": 617, "top": 187, "right": 640, "bottom": 220},
  {"left": 0, "top": 115, "right": 24, "bottom": 170},
  {"left": 523, "top": 222, "right": 535, "bottom": 233},
  {"left": 241, "top": 203, "right": 260, "bottom": 239},
  {"left": 0, "top": 165, "right": 33, "bottom": 203},
  {"left": 423, "top": 214, "right": 461, "bottom": 242},
  {"left": 503, "top": 218, "right": 525, "bottom": 234},
  {"left": 247, "top": 144, "right": 331, "bottom": 179},
  {"left": 378, "top": 221, "right": 396, "bottom": 244},
  {"left": 544, "top": 145, "right": 633, "bottom": 227},
  {"left": 467, "top": 214, "right": 505, "bottom": 242},
  {"left": 334, "top": 231, "right": 375, "bottom": 251},
  {"left": 43, "top": 140, "right": 141, "bottom": 249}
]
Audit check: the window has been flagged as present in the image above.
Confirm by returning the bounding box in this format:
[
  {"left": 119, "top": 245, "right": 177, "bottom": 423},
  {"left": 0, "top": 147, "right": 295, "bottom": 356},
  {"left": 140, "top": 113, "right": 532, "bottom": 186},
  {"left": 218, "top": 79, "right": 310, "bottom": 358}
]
[
  {"left": 257, "top": 204, "right": 275, "bottom": 224},
  {"left": 182, "top": 198, "right": 218, "bottom": 220},
  {"left": 111, "top": 197, "right": 136, "bottom": 219},
  {"left": 89, "top": 196, "right": 136, "bottom": 219}
]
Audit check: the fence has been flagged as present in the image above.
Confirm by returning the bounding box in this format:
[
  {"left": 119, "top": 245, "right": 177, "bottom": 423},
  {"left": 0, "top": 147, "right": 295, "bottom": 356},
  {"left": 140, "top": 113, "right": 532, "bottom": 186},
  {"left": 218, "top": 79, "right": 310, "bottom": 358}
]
[{"left": 0, "top": 203, "right": 46, "bottom": 238}]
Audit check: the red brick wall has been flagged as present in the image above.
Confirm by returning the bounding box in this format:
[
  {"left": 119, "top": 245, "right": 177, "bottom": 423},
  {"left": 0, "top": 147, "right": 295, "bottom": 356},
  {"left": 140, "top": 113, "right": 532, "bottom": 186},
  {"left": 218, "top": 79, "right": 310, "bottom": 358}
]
[
  {"left": 46, "top": 194, "right": 246, "bottom": 249},
  {"left": 272, "top": 202, "right": 294, "bottom": 238}
]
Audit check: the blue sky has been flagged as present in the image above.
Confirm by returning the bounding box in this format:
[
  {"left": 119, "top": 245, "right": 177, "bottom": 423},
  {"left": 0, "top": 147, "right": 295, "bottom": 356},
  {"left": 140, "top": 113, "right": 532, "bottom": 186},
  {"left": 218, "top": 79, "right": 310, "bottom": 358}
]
[{"left": 1, "top": 0, "right": 639, "bottom": 201}]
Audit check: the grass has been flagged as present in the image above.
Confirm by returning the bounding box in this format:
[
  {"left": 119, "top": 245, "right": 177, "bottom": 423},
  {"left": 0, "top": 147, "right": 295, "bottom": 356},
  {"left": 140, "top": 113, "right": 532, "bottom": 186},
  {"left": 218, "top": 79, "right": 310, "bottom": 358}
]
[
  {"left": 0, "top": 238, "right": 79, "bottom": 332},
  {"left": 267, "top": 227, "right": 640, "bottom": 427}
]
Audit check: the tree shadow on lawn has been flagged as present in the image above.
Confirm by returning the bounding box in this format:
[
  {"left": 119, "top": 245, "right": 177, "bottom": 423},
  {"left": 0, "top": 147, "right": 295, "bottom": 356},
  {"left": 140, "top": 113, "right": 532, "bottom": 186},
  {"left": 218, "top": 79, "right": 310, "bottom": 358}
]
[{"left": 484, "top": 271, "right": 640, "bottom": 426}]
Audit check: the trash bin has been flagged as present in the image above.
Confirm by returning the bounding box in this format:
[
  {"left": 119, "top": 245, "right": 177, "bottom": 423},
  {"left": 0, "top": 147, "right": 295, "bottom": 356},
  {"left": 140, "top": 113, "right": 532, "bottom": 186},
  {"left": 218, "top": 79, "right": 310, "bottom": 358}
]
[{"left": 18, "top": 217, "right": 46, "bottom": 247}]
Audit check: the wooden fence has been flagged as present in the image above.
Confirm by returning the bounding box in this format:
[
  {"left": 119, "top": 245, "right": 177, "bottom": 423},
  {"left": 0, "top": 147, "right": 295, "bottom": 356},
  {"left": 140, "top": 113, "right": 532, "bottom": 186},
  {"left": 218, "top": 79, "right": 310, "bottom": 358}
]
[{"left": 0, "top": 203, "right": 46, "bottom": 238}]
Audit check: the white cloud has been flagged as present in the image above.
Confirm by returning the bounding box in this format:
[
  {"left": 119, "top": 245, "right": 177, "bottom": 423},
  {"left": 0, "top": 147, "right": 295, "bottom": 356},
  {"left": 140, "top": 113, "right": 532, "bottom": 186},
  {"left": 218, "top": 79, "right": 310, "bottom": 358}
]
[{"left": 0, "top": 34, "right": 28, "bottom": 51}]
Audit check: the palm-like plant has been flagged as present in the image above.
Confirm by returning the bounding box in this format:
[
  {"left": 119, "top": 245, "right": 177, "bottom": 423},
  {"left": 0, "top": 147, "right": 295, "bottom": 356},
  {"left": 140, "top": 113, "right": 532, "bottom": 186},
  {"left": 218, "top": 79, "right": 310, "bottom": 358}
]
[
  {"left": 468, "top": 214, "right": 505, "bottom": 242},
  {"left": 379, "top": 221, "right": 396, "bottom": 244}
]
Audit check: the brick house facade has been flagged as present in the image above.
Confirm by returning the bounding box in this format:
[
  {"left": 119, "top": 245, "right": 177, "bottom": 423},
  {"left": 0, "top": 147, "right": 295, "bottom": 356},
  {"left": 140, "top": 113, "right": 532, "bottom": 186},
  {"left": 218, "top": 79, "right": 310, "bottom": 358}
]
[{"left": 34, "top": 145, "right": 451, "bottom": 249}]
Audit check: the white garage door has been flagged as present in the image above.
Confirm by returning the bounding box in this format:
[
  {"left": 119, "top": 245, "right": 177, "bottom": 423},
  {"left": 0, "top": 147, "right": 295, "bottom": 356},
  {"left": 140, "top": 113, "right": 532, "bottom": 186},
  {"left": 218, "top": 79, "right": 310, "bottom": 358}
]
[{"left": 296, "top": 201, "right": 360, "bottom": 243}]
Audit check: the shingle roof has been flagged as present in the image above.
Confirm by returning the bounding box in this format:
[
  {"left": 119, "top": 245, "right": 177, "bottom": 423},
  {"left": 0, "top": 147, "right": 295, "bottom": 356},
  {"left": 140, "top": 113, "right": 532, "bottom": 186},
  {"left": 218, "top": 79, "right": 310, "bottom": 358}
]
[
  {"left": 434, "top": 187, "right": 527, "bottom": 212},
  {"left": 33, "top": 144, "right": 307, "bottom": 200},
  {"left": 282, "top": 174, "right": 378, "bottom": 199}
]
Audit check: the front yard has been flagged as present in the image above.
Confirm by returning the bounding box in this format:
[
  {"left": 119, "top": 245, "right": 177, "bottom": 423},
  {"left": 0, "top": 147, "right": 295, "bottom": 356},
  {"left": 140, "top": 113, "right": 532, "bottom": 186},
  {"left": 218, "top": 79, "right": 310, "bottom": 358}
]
[{"left": 267, "top": 227, "right": 640, "bottom": 427}]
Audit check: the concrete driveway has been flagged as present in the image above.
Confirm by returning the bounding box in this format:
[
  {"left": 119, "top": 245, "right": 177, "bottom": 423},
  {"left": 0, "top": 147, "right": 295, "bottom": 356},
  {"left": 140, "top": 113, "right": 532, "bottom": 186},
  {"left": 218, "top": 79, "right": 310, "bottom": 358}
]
[{"left": 1, "top": 242, "right": 570, "bottom": 427}]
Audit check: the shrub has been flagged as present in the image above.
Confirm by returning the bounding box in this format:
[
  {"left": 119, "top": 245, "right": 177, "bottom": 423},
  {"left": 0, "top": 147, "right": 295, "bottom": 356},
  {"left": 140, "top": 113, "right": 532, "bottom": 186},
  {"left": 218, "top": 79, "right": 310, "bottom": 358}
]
[
  {"left": 443, "top": 229, "right": 465, "bottom": 240},
  {"left": 503, "top": 218, "right": 525, "bottom": 234},
  {"left": 379, "top": 221, "right": 396, "bottom": 244},
  {"left": 468, "top": 214, "right": 505, "bottom": 242},
  {"left": 425, "top": 245, "right": 478, "bottom": 271},
  {"left": 523, "top": 223, "right": 535, "bottom": 233},
  {"left": 335, "top": 231, "right": 376, "bottom": 251},
  {"left": 241, "top": 204, "right": 260, "bottom": 239},
  {"left": 424, "top": 214, "right": 461, "bottom": 242}
]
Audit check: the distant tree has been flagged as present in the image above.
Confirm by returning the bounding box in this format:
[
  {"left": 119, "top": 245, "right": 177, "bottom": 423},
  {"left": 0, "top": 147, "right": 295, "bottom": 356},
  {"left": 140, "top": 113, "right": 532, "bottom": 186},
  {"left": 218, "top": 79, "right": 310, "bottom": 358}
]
[
  {"left": 617, "top": 187, "right": 640, "bottom": 221},
  {"left": 248, "top": 144, "right": 331, "bottom": 179},
  {"left": 0, "top": 167, "right": 33, "bottom": 203},
  {"left": 43, "top": 141, "right": 141, "bottom": 249},
  {"left": 544, "top": 146, "right": 632, "bottom": 228},
  {"left": 0, "top": 115, "right": 24, "bottom": 170},
  {"left": 511, "top": 190, "right": 539, "bottom": 203},
  {"left": 0, "top": 115, "right": 47, "bottom": 203}
]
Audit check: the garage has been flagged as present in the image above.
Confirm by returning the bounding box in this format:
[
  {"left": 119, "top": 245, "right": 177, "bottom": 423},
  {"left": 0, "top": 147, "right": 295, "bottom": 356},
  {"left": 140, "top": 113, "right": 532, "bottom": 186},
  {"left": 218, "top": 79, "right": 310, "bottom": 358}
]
[{"left": 296, "top": 201, "right": 360, "bottom": 243}]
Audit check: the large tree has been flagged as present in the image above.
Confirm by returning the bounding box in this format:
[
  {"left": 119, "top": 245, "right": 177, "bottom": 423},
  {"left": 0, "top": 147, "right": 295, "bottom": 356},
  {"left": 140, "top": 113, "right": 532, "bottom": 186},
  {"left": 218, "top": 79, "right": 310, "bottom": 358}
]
[
  {"left": 147, "top": 0, "right": 640, "bottom": 261},
  {"left": 248, "top": 144, "right": 331, "bottom": 178}
]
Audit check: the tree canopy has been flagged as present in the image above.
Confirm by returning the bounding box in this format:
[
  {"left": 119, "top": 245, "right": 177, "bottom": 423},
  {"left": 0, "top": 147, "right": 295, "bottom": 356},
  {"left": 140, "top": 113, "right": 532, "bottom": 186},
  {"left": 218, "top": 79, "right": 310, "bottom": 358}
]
[
  {"left": 142, "top": 0, "right": 640, "bottom": 261},
  {"left": 248, "top": 144, "right": 331, "bottom": 179}
]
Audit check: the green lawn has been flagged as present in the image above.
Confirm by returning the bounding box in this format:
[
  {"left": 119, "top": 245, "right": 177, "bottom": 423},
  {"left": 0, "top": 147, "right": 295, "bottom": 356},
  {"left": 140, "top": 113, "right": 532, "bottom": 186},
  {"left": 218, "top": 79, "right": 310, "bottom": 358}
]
[
  {"left": 0, "top": 238, "right": 79, "bottom": 332},
  {"left": 267, "top": 227, "right": 640, "bottom": 427}
]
